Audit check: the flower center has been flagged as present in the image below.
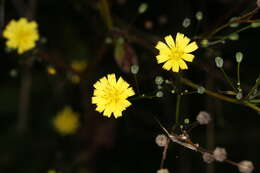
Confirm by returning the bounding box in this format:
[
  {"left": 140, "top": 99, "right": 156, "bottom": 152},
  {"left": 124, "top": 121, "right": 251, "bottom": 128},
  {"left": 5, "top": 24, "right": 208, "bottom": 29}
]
[
  {"left": 171, "top": 48, "right": 184, "bottom": 59},
  {"left": 105, "top": 87, "right": 122, "bottom": 104},
  {"left": 16, "top": 29, "right": 30, "bottom": 44}
]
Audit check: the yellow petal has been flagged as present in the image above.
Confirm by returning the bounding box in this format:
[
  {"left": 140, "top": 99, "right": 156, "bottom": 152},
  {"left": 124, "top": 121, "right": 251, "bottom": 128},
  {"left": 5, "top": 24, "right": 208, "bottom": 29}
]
[
  {"left": 155, "top": 41, "right": 171, "bottom": 54},
  {"left": 156, "top": 55, "right": 170, "bottom": 63},
  {"left": 179, "top": 36, "right": 190, "bottom": 48},
  {"left": 107, "top": 74, "right": 117, "bottom": 85},
  {"left": 184, "top": 42, "right": 198, "bottom": 53},
  {"left": 171, "top": 62, "right": 179, "bottom": 72},
  {"left": 175, "top": 33, "right": 185, "bottom": 45},
  {"left": 162, "top": 60, "right": 173, "bottom": 70},
  {"left": 178, "top": 59, "right": 188, "bottom": 70},
  {"left": 182, "top": 54, "right": 195, "bottom": 62},
  {"left": 164, "top": 35, "right": 175, "bottom": 48}
]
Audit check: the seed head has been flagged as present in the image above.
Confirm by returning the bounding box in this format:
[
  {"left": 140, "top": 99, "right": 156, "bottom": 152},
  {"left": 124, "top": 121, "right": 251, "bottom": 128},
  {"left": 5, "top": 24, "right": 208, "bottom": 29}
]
[
  {"left": 215, "top": 56, "right": 224, "bottom": 68},
  {"left": 238, "top": 160, "right": 254, "bottom": 173},
  {"left": 202, "top": 152, "right": 214, "bottom": 163},
  {"left": 213, "top": 147, "right": 227, "bottom": 162},
  {"left": 196, "top": 111, "right": 211, "bottom": 125},
  {"left": 182, "top": 18, "right": 191, "bottom": 28},
  {"left": 155, "top": 134, "right": 168, "bottom": 147},
  {"left": 195, "top": 11, "right": 203, "bottom": 21},
  {"left": 236, "top": 52, "right": 243, "bottom": 63}
]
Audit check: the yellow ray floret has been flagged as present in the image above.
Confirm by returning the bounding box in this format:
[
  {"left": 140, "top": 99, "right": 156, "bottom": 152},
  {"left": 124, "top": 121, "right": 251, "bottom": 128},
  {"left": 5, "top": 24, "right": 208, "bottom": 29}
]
[
  {"left": 3, "top": 18, "right": 39, "bottom": 54},
  {"left": 53, "top": 106, "right": 80, "bottom": 136},
  {"left": 155, "top": 33, "right": 198, "bottom": 72},
  {"left": 92, "top": 73, "right": 135, "bottom": 118}
]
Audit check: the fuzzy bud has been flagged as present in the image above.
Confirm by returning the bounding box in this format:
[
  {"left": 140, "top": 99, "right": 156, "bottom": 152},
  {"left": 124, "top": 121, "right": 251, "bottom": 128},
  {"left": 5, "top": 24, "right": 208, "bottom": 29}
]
[
  {"left": 202, "top": 152, "right": 214, "bottom": 163},
  {"left": 201, "top": 39, "right": 209, "bottom": 48},
  {"left": 196, "top": 111, "right": 211, "bottom": 125},
  {"left": 155, "top": 134, "right": 168, "bottom": 147},
  {"left": 251, "top": 22, "right": 260, "bottom": 28},
  {"left": 138, "top": 3, "right": 148, "bottom": 14},
  {"left": 215, "top": 56, "right": 224, "bottom": 68},
  {"left": 213, "top": 147, "right": 227, "bottom": 162},
  {"left": 229, "top": 33, "right": 239, "bottom": 40},
  {"left": 229, "top": 17, "right": 239, "bottom": 28},
  {"left": 156, "top": 91, "right": 164, "bottom": 98},
  {"left": 238, "top": 160, "right": 254, "bottom": 173}
]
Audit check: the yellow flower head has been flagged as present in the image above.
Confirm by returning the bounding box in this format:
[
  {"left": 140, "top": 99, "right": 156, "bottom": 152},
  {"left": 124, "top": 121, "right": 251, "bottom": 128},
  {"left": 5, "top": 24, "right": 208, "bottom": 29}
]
[
  {"left": 155, "top": 33, "right": 198, "bottom": 72},
  {"left": 53, "top": 106, "right": 80, "bottom": 136},
  {"left": 92, "top": 73, "right": 135, "bottom": 118},
  {"left": 71, "top": 60, "right": 87, "bottom": 72},
  {"left": 3, "top": 18, "right": 39, "bottom": 54}
]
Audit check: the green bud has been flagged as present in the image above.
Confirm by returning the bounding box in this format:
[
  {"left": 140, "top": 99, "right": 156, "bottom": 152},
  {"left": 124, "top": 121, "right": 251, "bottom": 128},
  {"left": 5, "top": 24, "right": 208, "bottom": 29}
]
[
  {"left": 155, "top": 76, "right": 164, "bottom": 85},
  {"left": 201, "top": 39, "right": 209, "bottom": 48},
  {"left": 156, "top": 91, "right": 164, "bottom": 98},
  {"left": 182, "top": 18, "right": 191, "bottom": 28},
  {"left": 235, "top": 52, "right": 243, "bottom": 63},
  {"left": 215, "top": 56, "right": 224, "bottom": 68},
  {"left": 229, "top": 33, "right": 239, "bottom": 41},
  {"left": 236, "top": 92, "right": 243, "bottom": 100},
  {"left": 197, "top": 86, "right": 205, "bottom": 94},
  {"left": 138, "top": 3, "right": 148, "bottom": 14},
  {"left": 9, "top": 69, "right": 18, "bottom": 77},
  {"left": 195, "top": 11, "right": 203, "bottom": 21},
  {"left": 131, "top": 64, "right": 139, "bottom": 74},
  {"left": 184, "top": 118, "right": 190, "bottom": 124}
]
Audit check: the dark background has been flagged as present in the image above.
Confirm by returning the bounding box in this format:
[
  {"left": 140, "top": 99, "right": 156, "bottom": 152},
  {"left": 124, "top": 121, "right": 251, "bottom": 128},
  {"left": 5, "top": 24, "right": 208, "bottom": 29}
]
[{"left": 0, "top": 0, "right": 260, "bottom": 173}]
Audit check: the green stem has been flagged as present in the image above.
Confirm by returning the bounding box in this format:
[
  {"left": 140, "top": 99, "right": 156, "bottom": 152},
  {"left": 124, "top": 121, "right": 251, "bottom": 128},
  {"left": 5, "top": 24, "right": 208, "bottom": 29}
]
[
  {"left": 175, "top": 95, "right": 181, "bottom": 124},
  {"left": 220, "top": 67, "right": 238, "bottom": 92},
  {"left": 244, "top": 74, "right": 260, "bottom": 100},
  {"left": 179, "top": 77, "right": 260, "bottom": 113},
  {"left": 98, "top": 0, "right": 113, "bottom": 30},
  {"left": 237, "top": 62, "right": 241, "bottom": 90},
  {"left": 129, "top": 94, "right": 156, "bottom": 101}
]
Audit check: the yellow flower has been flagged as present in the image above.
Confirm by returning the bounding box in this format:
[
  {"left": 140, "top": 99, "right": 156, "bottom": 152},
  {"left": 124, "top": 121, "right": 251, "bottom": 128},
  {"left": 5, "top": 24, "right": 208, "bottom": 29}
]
[
  {"left": 155, "top": 33, "right": 198, "bottom": 72},
  {"left": 53, "top": 107, "right": 79, "bottom": 136},
  {"left": 3, "top": 18, "right": 39, "bottom": 54},
  {"left": 71, "top": 60, "right": 87, "bottom": 72},
  {"left": 92, "top": 73, "right": 135, "bottom": 118}
]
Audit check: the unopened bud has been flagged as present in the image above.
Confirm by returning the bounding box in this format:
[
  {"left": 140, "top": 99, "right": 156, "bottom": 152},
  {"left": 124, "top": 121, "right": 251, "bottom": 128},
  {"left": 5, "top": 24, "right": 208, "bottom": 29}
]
[
  {"left": 138, "top": 3, "right": 148, "bottom": 14},
  {"left": 156, "top": 91, "right": 164, "bottom": 98},
  {"left": 157, "top": 169, "right": 169, "bottom": 173},
  {"left": 131, "top": 64, "right": 139, "bottom": 74},
  {"left": 215, "top": 56, "right": 224, "bottom": 68},
  {"left": 229, "top": 33, "right": 239, "bottom": 40},
  {"left": 155, "top": 76, "right": 164, "bottom": 85},
  {"left": 197, "top": 86, "right": 205, "bottom": 94},
  {"left": 229, "top": 17, "right": 239, "bottom": 28},
  {"left": 182, "top": 18, "right": 191, "bottom": 28},
  {"left": 236, "top": 52, "right": 243, "bottom": 63},
  {"left": 195, "top": 11, "right": 203, "bottom": 21}
]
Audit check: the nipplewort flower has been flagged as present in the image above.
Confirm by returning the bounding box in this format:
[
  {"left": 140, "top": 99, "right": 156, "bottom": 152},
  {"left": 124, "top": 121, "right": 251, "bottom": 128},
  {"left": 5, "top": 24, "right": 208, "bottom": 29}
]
[
  {"left": 3, "top": 18, "right": 39, "bottom": 54},
  {"left": 53, "top": 106, "right": 80, "bottom": 136},
  {"left": 92, "top": 74, "right": 135, "bottom": 118},
  {"left": 155, "top": 33, "right": 198, "bottom": 72}
]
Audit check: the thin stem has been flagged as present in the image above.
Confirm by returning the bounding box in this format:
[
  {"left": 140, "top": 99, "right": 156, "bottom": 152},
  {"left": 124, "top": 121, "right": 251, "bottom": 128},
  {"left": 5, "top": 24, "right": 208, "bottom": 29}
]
[
  {"left": 129, "top": 94, "right": 156, "bottom": 101},
  {"left": 99, "top": 0, "right": 113, "bottom": 30},
  {"left": 237, "top": 62, "right": 241, "bottom": 90},
  {"left": 220, "top": 67, "right": 238, "bottom": 92},
  {"left": 244, "top": 74, "right": 260, "bottom": 100},
  {"left": 160, "top": 141, "right": 169, "bottom": 169},
  {"left": 134, "top": 74, "right": 140, "bottom": 95},
  {"left": 175, "top": 95, "right": 181, "bottom": 124},
  {"left": 206, "top": 7, "right": 259, "bottom": 38},
  {"left": 179, "top": 77, "right": 260, "bottom": 113}
]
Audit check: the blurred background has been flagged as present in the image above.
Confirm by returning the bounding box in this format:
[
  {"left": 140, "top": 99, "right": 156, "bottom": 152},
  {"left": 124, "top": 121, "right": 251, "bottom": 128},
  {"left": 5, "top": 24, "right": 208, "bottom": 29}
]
[{"left": 0, "top": 0, "right": 260, "bottom": 173}]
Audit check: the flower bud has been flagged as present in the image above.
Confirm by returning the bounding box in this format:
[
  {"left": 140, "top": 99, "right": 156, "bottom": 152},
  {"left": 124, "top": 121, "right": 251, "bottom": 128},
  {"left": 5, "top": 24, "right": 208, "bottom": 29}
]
[
  {"left": 197, "top": 86, "right": 205, "bottom": 94},
  {"left": 157, "top": 169, "right": 169, "bottom": 173},
  {"left": 182, "top": 18, "right": 191, "bottom": 28},
  {"left": 236, "top": 52, "right": 243, "bottom": 63},
  {"left": 229, "top": 33, "right": 239, "bottom": 40},
  {"left": 215, "top": 56, "right": 224, "bottom": 68},
  {"left": 156, "top": 91, "right": 164, "bottom": 98},
  {"left": 138, "top": 3, "right": 148, "bottom": 14},
  {"left": 229, "top": 17, "right": 239, "bottom": 28},
  {"left": 131, "top": 64, "right": 139, "bottom": 74},
  {"left": 155, "top": 76, "right": 164, "bottom": 85},
  {"left": 195, "top": 11, "right": 203, "bottom": 21}
]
